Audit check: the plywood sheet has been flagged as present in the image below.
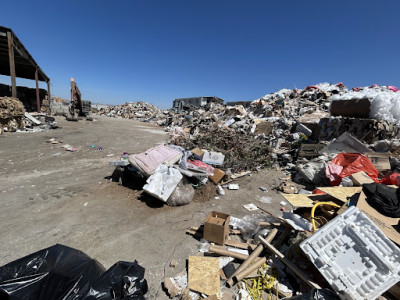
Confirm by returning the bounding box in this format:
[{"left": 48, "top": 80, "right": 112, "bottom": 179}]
[
  {"left": 317, "top": 187, "right": 362, "bottom": 202},
  {"left": 281, "top": 193, "right": 314, "bottom": 208},
  {"left": 188, "top": 256, "right": 220, "bottom": 295}
]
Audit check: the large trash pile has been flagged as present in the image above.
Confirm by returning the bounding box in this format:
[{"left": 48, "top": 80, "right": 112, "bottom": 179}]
[
  {"left": 0, "top": 97, "right": 25, "bottom": 134},
  {"left": 105, "top": 82, "right": 400, "bottom": 299},
  {"left": 331, "top": 84, "right": 400, "bottom": 124},
  {"left": 97, "top": 101, "right": 168, "bottom": 123},
  {"left": 1, "top": 96, "right": 58, "bottom": 134},
  {"left": 99, "top": 83, "right": 400, "bottom": 174}
]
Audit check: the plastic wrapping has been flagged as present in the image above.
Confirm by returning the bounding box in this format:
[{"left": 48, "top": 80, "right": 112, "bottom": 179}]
[
  {"left": 328, "top": 153, "right": 379, "bottom": 186},
  {"left": 330, "top": 85, "right": 400, "bottom": 124},
  {"left": 0, "top": 244, "right": 147, "bottom": 300},
  {"left": 229, "top": 215, "right": 260, "bottom": 240},
  {"left": 166, "top": 177, "right": 195, "bottom": 206},
  {"left": 143, "top": 164, "right": 183, "bottom": 202}
]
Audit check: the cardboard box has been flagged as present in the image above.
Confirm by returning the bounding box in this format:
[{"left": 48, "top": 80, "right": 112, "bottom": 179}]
[
  {"left": 351, "top": 171, "right": 374, "bottom": 186},
  {"left": 210, "top": 168, "right": 225, "bottom": 184},
  {"left": 202, "top": 150, "right": 225, "bottom": 166},
  {"left": 187, "top": 159, "right": 214, "bottom": 175},
  {"left": 365, "top": 152, "right": 391, "bottom": 171},
  {"left": 203, "top": 211, "right": 230, "bottom": 245},
  {"left": 357, "top": 191, "right": 400, "bottom": 245},
  {"left": 192, "top": 148, "right": 204, "bottom": 160}
]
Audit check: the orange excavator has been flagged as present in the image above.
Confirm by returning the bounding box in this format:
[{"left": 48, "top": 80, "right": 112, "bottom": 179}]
[{"left": 66, "top": 78, "right": 92, "bottom": 121}]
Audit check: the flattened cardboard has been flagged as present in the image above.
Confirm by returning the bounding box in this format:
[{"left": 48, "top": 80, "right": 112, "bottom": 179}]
[
  {"left": 365, "top": 152, "right": 391, "bottom": 171},
  {"left": 204, "top": 211, "right": 230, "bottom": 245},
  {"left": 350, "top": 171, "right": 375, "bottom": 186},
  {"left": 210, "top": 168, "right": 225, "bottom": 184},
  {"left": 255, "top": 122, "right": 273, "bottom": 135},
  {"left": 357, "top": 191, "right": 400, "bottom": 245}
]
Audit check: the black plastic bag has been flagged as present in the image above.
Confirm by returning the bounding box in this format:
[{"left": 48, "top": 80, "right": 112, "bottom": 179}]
[
  {"left": 0, "top": 244, "right": 147, "bottom": 300},
  {"left": 363, "top": 183, "right": 400, "bottom": 218}
]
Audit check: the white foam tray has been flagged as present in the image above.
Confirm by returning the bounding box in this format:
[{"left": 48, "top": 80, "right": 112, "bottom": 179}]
[{"left": 300, "top": 206, "right": 400, "bottom": 300}]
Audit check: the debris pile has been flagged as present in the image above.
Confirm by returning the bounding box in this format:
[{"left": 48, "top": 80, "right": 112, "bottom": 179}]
[
  {"left": 98, "top": 101, "right": 167, "bottom": 123},
  {"left": 1, "top": 96, "right": 58, "bottom": 134},
  {"left": 0, "top": 97, "right": 25, "bottom": 133},
  {"left": 105, "top": 82, "right": 400, "bottom": 300},
  {"left": 0, "top": 83, "right": 48, "bottom": 112},
  {"left": 97, "top": 83, "right": 400, "bottom": 174},
  {"left": 331, "top": 84, "right": 400, "bottom": 124},
  {"left": 163, "top": 199, "right": 400, "bottom": 300}
]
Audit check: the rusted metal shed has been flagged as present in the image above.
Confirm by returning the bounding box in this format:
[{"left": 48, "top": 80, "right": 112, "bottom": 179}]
[{"left": 0, "top": 26, "right": 50, "bottom": 112}]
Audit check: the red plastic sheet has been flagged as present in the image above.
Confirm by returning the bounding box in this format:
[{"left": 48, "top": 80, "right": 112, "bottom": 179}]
[
  {"left": 328, "top": 153, "right": 379, "bottom": 186},
  {"left": 380, "top": 172, "right": 400, "bottom": 185}
]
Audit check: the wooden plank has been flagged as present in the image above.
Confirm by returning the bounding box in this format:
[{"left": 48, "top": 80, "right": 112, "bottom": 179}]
[
  {"left": 188, "top": 256, "right": 220, "bottom": 295},
  {"left": 35, "top": 68, "right": 40, "bottom": 113},
  {"left": 7, "top": 31, "right": 16, "bottom": 98},
  {"left": 259, "top": 237, "right": 321, "bottom": 289},
  {"left": 388, "top": 282, "right": 400, "bottom": 299},
  {"left": 47, "top": 81, "right": 51, "bottom": 114},
  {"left": 317, "top": 186, "right": 362, "bottom": 203}
]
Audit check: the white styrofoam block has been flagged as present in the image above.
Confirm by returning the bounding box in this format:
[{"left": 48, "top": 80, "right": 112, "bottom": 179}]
[{"left": 300, "top": 206, "right": 400, "bottom": 300}]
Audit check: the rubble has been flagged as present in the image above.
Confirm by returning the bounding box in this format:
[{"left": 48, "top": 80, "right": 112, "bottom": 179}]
[
  {"left": 98, "top": 101, "right": 166, "bottom": 124},
  {"left": 0, "top": 96, "right": 58, "bottom": 134},
  {"left": 0, "top": 97, "right": 25, "bottom": 133},
  {"left": 100, "top": 82, "right": 400, "bottom": 300}
]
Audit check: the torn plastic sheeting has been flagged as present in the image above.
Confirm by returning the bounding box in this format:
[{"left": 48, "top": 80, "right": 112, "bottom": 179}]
[
  {"left": 325, "top": 161, "right": 343, "bottom": 183},
  {"left": 0, "top": 244, "right": 147, "bottom": 300},
  {"left": 282, "top": 211, "right": 312, "bottom": 231},
  {"left": 328, "top": 153, "right": 379, "bottom": 186},
  {"left": 143, "top": 164, "right": 183, "bottom": 202}
]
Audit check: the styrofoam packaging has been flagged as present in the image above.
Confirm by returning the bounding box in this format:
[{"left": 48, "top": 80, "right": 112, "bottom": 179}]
[{"left": 300, "top": 206, "right": 400, "bottom": 300}]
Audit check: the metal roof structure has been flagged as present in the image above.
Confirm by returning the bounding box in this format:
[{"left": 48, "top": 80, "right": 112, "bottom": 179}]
[
  {"left": 0, "top": 26, "right": 50, "bottom": 112},
  {"left": 0, "top": 26, "right": 49, "bottom": 82}
]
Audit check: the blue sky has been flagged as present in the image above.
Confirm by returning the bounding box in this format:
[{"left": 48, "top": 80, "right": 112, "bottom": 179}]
[{"left": 1, "top": 1, "right": 399, "bottom": 109}]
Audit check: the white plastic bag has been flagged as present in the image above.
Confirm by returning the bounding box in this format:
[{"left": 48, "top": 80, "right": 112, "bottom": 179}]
[{"left": 143, "top": 164, "right": 183, "bottom": 202}]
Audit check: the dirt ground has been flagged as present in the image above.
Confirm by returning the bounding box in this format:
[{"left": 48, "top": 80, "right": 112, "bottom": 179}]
[{"left": 0, "top": 116, "right": 286, "bottom": 299}]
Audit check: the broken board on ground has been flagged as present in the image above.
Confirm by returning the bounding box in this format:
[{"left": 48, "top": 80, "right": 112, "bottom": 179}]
[
  {"left": 281, "top": 193, "right": 337, "bottom": 209},
  {"left": 188, "top": 256, "right": 220, "bottom": 295},
  {"left": 316, "top": 186, "right": 362, "bottom": 203}
]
